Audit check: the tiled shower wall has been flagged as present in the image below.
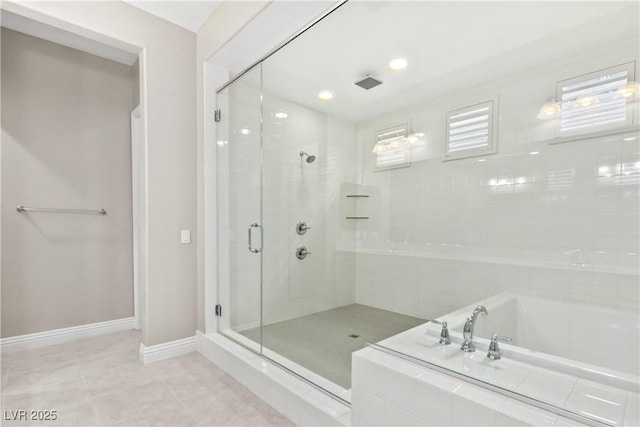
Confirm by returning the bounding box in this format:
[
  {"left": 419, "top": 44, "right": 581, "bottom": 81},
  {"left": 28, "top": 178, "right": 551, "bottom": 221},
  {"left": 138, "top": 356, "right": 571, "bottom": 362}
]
[
  {"left": 222, "top": 38, "right": 639, "bottom": 331},
  {"left": 353, "top": 39, "right": 640, "bottom": 318},
  {"left": 260, "top": 94, "right": 358, "bottom": 325}
]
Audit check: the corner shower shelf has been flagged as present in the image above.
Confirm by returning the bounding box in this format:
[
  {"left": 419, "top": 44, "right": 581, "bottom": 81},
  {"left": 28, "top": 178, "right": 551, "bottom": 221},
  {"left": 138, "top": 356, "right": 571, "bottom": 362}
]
[
  {"left": 345, "top": 216, "right": 369, "bottom": 220},
  {"left": 346, "top": 194, "right": 370, "bottom": 198}
]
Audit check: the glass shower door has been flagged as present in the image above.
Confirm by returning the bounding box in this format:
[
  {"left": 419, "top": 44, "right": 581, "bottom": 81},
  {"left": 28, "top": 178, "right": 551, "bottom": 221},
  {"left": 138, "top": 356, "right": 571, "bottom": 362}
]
[
  {"left": 258, "top": 58, "right": 356, "bottom": 401},
  {"left": 216, "top": 66, "right": 263, "bottom": 352}
]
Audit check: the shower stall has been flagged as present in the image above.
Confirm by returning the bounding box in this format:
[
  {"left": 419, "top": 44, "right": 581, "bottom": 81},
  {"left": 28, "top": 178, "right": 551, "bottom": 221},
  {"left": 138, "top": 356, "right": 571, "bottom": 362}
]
[
  {"left": 214, "top": 1, "right": 639, "bottom": 423},
  {"left": 215, "top": 60, "right": 424, "bottom": 398}
]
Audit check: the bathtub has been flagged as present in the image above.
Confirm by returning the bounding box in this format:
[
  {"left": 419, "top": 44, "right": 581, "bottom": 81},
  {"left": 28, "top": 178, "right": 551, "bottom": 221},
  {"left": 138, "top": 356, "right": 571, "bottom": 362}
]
[{"left": 425, "top": 293, "right": 639, "bottom": 393}]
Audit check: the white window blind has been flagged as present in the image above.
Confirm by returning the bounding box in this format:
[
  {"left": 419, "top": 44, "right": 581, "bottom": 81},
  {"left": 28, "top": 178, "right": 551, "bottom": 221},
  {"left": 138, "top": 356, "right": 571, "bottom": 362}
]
[
  {"left": 445, "top": 99, "right": 497, "bottom": 160},
  {"left": 373, "top": 124, "right": 410, "bottom": 171},
  {"left": 557, "top": 62, "right": 635, "bottom": 136}
]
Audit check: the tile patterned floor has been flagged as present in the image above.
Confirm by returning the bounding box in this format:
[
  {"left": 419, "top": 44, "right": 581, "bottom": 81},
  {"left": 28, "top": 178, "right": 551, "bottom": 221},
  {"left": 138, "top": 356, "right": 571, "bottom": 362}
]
[
  {"left": 241, "top": 304, "right": 425, "bottom": 389},
  {"left": 0, "top": 331, "right": 293, "bottom": 426}
]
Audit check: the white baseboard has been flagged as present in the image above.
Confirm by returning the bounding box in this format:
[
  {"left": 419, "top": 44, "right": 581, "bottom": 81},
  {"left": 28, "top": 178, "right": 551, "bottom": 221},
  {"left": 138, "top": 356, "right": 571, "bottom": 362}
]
[
  {"left": 139, "top": 335, "right": 197, "bottom": 364},
  {"left": 0, "top": 317, "right": 136, "bottom": 353}
]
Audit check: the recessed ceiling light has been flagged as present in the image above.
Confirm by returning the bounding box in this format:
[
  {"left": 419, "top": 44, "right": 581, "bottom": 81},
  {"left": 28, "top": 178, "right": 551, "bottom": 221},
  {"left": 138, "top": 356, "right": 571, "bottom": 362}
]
[
  {"left": 623, "top": 137, "right": 637, "bottom": 141},
  {"left": 240, "top": 128, "right": 251, "bottom": 135},
  {"left": 318, "top": 90, "right": 334, "bottom": 101},
  {"left": 478, "top": 158, "right": 486, "bottom": 162},
  {"left": 275, "top": 112, "right": 288, "bottom": 119},
  {"left": 529, "top": 151, "right": 540, "bottom": 155},
  {"left": 388, "top": 58, "right": 408, "bottom": 72}
]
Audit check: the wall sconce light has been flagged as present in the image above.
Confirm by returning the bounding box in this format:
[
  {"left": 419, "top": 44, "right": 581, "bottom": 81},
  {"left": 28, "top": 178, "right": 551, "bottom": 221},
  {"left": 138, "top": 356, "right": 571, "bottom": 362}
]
[
  {"left": 371, "top": 121, "right": 424, "bottom": 153},
  {"left": 616, "top": 81, "right": 640, "bottom": 99},
  {"left": 575, "top": 95, "right": 598, "bottom": 108},
  {"left": 537, "top": 101, "right": 561, "bottom": 119}
]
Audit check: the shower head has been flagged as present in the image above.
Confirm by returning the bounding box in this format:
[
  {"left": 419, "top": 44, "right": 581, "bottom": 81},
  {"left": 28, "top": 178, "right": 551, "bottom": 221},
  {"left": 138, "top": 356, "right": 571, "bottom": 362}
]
[{"left": 300, "top": 151, "right": 316, "bottom": 163}]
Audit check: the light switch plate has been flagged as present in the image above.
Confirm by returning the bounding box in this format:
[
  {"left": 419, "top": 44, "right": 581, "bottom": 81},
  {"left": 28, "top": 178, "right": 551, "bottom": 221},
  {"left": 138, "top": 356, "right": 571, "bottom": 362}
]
[{"left": 181, "top": 229, "right": 191, "bottom": 244}]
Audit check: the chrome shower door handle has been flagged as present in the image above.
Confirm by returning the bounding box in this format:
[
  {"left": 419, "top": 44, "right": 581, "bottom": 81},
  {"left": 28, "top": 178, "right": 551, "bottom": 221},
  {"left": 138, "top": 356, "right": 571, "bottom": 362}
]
[{"left": 248, "top": 223, "right": 263, "bottom": 253}]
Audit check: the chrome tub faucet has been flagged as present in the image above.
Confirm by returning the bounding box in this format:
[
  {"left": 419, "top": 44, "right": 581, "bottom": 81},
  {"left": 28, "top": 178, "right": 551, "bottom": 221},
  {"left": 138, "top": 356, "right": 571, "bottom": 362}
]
[{"left": 461, "top": 305, "right": 488, "bottom": 352}]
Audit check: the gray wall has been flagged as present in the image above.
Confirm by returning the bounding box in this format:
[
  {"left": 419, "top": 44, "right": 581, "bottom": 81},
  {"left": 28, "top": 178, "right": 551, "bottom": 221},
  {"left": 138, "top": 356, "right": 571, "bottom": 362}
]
[
  {"left": 4, "top": 0, "right": 198, "bottom": 347},
  {"left": 1, "top": 28, "right": 135, "bottom": 337}
]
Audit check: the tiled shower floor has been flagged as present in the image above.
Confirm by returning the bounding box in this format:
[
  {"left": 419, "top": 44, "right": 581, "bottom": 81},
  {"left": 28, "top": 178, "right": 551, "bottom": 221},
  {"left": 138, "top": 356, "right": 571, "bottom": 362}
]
[{"left": 239, "top": 304, "right": 426, "bottom": 389}]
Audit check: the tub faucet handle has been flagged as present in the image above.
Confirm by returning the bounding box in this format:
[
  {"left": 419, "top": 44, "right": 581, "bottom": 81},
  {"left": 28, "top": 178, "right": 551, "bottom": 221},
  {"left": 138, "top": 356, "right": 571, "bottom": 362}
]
[
  {"left": 427, "top": 320, "right": 451, "bottom": 345},
  {"left": 487, "top": 333, "right": 512, "bottom": 361},
  {"left": 439, "top": 321, "right": 450, "bottom": 345}
]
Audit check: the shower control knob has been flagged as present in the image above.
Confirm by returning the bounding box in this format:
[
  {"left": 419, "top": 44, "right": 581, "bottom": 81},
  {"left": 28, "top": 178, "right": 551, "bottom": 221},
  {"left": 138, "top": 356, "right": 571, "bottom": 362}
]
[
  {"left": 296, "top": 221, "right": 311, "bottom": 235},
  {"left": 296, "top": 246, "right": 311, "bottom": 260}
]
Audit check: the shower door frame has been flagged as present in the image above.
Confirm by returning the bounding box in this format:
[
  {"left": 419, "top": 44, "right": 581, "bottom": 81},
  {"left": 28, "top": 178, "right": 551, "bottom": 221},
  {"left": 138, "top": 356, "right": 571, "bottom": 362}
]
[
  {"left": 214, "top": 65, "right": 264, "bottom": 357},
  {"left": 211, "top": 0, "right": 354, "bottom": 403}
]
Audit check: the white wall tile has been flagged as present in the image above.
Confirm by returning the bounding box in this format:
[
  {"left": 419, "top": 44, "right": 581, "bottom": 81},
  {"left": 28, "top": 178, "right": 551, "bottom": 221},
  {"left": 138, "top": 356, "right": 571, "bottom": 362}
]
[
  {"left": 353, "top": 40, "right": 639, "bottom": 316},
  {"left": 564, "top": 380, "right": 628, "bottom": 426},
  {"left": 412, "top": 370, "right": 461, "bottom": 426},
  {"left": 496, "top": 398, "right": 557, "bottom": 426},
  {"left": 553, "top": 415, "right": 589, "bottom": 426},
  {"left": 351, "top": 387, "right": 395, "bottom": 427},
  {"left": 451, "top": 385, "right": 505, "bottom": 426},
  {"left": 624, "top": 393, "right": 639, "bottom": 427},
  {"left": 516, "top": 368, "right": 577, "bottom": 408}
]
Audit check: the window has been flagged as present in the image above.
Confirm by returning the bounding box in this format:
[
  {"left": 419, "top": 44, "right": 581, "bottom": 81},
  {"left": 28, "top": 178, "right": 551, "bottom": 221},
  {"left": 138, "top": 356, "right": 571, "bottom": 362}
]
[
  {"left": 372, "top": 124, "right": 411, "bottom": 171},
  {"left": 556, "top": 62, "right": 636, "bottom": 137},
  {"left": 444, "top": 99, "right": 497, "bottom": 160}
]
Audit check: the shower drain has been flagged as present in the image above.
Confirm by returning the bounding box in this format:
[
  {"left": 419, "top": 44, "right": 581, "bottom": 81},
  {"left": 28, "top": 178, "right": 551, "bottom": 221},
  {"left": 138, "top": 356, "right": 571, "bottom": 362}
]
[{"left": 348, "top": 333, "right": 361, "bottom": 339}]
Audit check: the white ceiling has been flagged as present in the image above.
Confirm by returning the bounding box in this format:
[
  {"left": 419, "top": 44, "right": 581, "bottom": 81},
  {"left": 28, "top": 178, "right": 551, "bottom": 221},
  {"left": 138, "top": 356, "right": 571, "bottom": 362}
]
[
  {"left": 259, "top": 1, "right": 640, "bottom": 122},
  {"left": 123, "top": 0, "right": 222, "bottom": 32},
  {"left": 211, "top": 1, "right": 339, "bottom": 78}
]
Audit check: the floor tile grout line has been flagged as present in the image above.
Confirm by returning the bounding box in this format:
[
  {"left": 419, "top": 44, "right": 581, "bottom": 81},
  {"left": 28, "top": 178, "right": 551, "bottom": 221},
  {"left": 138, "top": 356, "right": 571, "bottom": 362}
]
[
  {"left": 77, "top": 349, "right": 103, "bottom": 427},
  {"left": 2, "top": 349, "right": 80, "bottom": 379},
  {"left": 151, "top": 365, "right": 201, "bottom": 426},
  {"left": 2, "top": 354, "right": 13, "bottom": 410},
  {"left": 82, "top": 374, "right": 160, "bottom": 402},
  {"left": 3, "top": 373, "right": 95, "bottom": 423},
  {"left": 1, "top": 367, "right": 7, "bottom": 410},
  {"left": 2, "top": 333, "right": 290, "bottom": 427},
  {"left": 89, "top": 355, "right": 172, "bottom": 425},
  {"left": 2, "top": 362, "right": 85, "bottom": 401}
]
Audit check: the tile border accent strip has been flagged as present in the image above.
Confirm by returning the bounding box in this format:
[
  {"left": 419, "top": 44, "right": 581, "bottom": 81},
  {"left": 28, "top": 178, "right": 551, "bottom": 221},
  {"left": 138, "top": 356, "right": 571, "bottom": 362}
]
[{"left": 0, "top": 317, "right": 136, "bottom": 353}]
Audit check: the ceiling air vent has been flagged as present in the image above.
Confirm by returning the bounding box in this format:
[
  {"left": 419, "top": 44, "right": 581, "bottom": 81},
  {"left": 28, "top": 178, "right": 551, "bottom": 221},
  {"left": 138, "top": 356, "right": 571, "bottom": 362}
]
[{"left": 355, "top": 75, "right": 383, "bottom": 90}]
